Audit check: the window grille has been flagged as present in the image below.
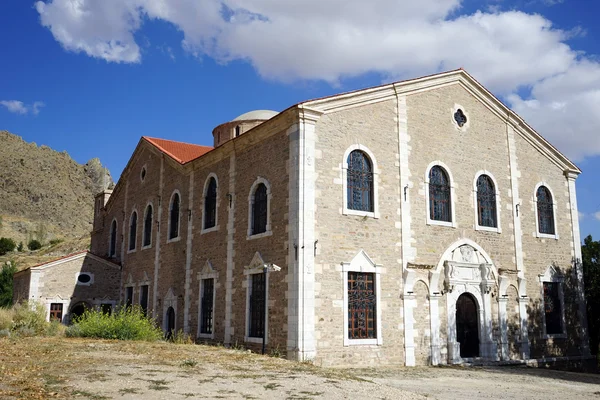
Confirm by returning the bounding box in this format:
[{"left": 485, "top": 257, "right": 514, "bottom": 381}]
[
  {"left": 129, "top": 211, "right": 137, "bottom": 250},
  {"left": 109, "top": 220, "right": 117, "bottom": 257},
  {"left": 537, "top": 186, "right": 555, "bottom": 235},
  {"left": 252, "top": 184, "right": 268, "bottom": 235},
  {"left": 347, "top": 272, "right": 376, "bottom": 339},
  {"left": 429, "top": 166, "right": 451, "bottom": 222},
  {"left": 347, "top": 150, "right": 373, "bottom": 212},
  {"left": 125, "top": 287, "right": 133, "bottom": 308},
  {"left": 477, "top": 175, "right": 497, "bottom": 227},
  {"left": 200, "top": 278, "right": 214, "bottom": 334},
  {"left": 204, "top": 178, "right": 217, "bottom": 229},
  {"left": 169, "top": 193, "right": 180, "bottom": 239},
  {"left": 248, "top": 273, "right": 265, "bottom": 338},
  {"left": 543, "top": 282, "right": 562, "bottom": 334},
  {"left": 143, "top": 205, "right": 152, "bottom": 246},
  {"left": 50, "top": 303, "right": 63, "bottom": 322},
  {"left": 140, "top": 285, "right": 149, "bottom": 315}
]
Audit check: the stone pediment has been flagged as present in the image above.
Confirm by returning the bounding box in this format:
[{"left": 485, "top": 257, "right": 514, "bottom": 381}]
[
  {"left": 245, "top": 252, "right": 266, "bottom": 273},
  {"left": 444, "top": 261, "right": 496, "bottom": 294}
]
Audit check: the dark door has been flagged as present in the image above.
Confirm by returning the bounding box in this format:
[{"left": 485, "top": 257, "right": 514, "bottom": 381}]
[
  {"left": 456, "top": 293, "right": 480, "bottom": 358},
  {"left": 166, "top": 307, "right": 175, "bottom": 339}
]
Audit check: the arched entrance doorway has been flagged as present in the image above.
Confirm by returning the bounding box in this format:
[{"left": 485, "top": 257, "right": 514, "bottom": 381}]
[
  {"left": 456, "top": 293, "right": 479, "bottom": 358},
  {"left": 165, "top": 306, "right": 175, "bottom": 339},
  {"left": 69, "top": 302, "right": 89, "bottom": 323}
]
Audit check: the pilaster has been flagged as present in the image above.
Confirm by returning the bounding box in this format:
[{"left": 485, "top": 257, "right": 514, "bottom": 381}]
[
  {"left": 152, "top": 155, "right": 164, "bottom": 317},
  {"left": 183, "top": 171, "right": 194, "bottom": 334},
  {"left": 224, "top": 155, "right": 236, "bottom": 346}
]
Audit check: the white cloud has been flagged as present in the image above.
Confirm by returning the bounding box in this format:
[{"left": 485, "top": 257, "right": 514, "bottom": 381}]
[
  {"left": 0, "top": 100, "right": 44, "bottom": 115},
  {"left": 34, "top": 0, "right": 600, "bottom": 160},
  {"left": 595, "top": 212, "right": 600, "bottom": 222},
  {"left": 579, "top": 211, "right": 585, "bottom": 221}
]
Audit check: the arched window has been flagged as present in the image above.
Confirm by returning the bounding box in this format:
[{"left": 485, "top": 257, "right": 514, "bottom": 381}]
[
  {"left": 347, "top": 150, "right": 373, "bottom": 212},
  {"left": 537, "top": 186, "right": 555, "bottom": 235},
  {"left": 169, "top": 193, "right": 180, "bottom": 240},
  {"left": 129, "top": 211, "right": 137, "bottom": 251},
  {"left": 109, "top": 220, "right": 117, "bottom": 257},
  {"left": 143, "top": 205, "right": 153, "bottom": 247},
  {"left": 252, "top": 183, "right": 268, "bottom": 235},
  {"left": 477, "top": 175, "right": 497, "bottom": 228},
  {"left": 429, "top": 166, "right": 451, "bottom": 222},
  {"left": 204, "top": 177, "right": 217, "bottom": 230}
]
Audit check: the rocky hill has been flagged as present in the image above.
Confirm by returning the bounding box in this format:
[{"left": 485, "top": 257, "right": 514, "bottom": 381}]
[{"left": 0, "top": 130, "right": 114, "bottom": 248}]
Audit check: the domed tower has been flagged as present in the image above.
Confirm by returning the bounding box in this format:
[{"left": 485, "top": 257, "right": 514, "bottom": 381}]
[{"left": 212, "top": 110, "right": 278, "bottom": 147}]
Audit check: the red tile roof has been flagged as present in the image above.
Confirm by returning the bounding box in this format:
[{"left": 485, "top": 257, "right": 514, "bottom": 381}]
[{"left": 143, "top": 137, "right": 213, "bottom": 164}]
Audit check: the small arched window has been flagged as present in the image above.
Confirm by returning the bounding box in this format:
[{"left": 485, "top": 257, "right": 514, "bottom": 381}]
[
  {"left": 169, "top": 193, "right": 180, "bottom": 240},
  {"left": 143, "top": 205, "right": 153, "bottom": 247},
  {"left": 537, "top": 186, "right": 555, "bottom": 235},
  {"left": 109, "top": 220, "right": 117, "bottom": 257},
  {"left": 252, "top": 183, "right": 268, "bottom": 235},
  {"left": 477, "top": 175, "right": 497, "bottom": 228},
  {"left": 347, "top": 150, "right": 373, "bottom": 212},
  {"left": 129, "top": 211, "right": 137, "bottom": 251},
  {"left": 204, "top": 177, "right": 217, "bottom": 230},
  {"left": 429, "top": 166, "right": 451, "bottom": 222}
]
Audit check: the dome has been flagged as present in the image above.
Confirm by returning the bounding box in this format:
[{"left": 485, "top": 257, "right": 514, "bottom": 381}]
[{"left": 232, "top": 109, "right": 278, "bottom": 122}]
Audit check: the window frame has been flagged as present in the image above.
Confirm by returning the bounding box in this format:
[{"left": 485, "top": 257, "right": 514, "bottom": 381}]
[
  {"left": 128, "top": 209, "right": 138, "bottom": 253},
  {"left": 473, "top": 171, "right": 502, "bottom": 233},
  {"left": 342, "top": 145, "right": 380, "bottom": 219},
  {"left": 533, "top": 183, "right": 559, "bottom": 240},
  {"left": 49, "top": 303, "right": 63, "bottom": 323},
  {"left": 125, "top": 286, "right": 134, "bottom": 308},
  {"left": 201, "top": 174, "right": 219, "bottom": 234},
  {"left": 244, "top": 266, "right": 269, "bottom": 344},
  {"left": 139, "top": 284, "right": 149, "bottom": 315},
  {"left": 425, "top": 161, "right": 456, "bottom": 228},
  {"left": 108, "top": 219, "right": 118, "bottom": 258},
  {"left": 197, "top": 260, "right": 218, "bottom": 339},
  {"left": 167, "top": 190, "right": 182, "bottom": 243},
  {"left": 75, "top": 272, "right": 94, "bottom": 286},
  {"left": 342, "top": 250, "right": 383, "bottom": 346},
  {"left": 142, "top": 203, "right": 153, "bottom": 249},
  {"left": 247, "top": 178, "right": 272, "bottom": 240},
  {"left": 538, "top": 266, "right": 566, "bottom": 339}
]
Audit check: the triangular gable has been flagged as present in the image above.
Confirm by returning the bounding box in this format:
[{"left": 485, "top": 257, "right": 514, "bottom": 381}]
[
  {"left": 301, "top": 69, "right": 579, "bottom": 174},
  {"left": 341, "top": 249, "right": 382, "bottom": 273},
  {"left": 245, "top": 252, "right": 266, "bottom": 273},
  {"left": 28, "top": 251, "right": 120, "bottom": 273},
  {"left": 143, "top": 137, "right": 213, "bottom": 165}
]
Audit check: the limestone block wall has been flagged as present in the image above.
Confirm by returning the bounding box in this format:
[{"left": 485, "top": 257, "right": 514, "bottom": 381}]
[{"left": 313, "top": 99, "right": 406, "bottom": 366}]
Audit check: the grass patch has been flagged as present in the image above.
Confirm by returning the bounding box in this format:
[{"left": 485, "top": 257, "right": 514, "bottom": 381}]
[
  {"left": 264, "top": 382, "right": 282, "bottom": 390},
  {"left": 148, "top": 379, "right": 169, "bottom": 391},
  {"left": 118, "top": 387, "right": 140, "bottom": 395},
  {"left": 66, "top": 306, "right": 162, "bottom": 341},
  {"left": 72, "top": 389, "right": 110, "bottom": 399},
  {"left": 180, "top": 358, "right": 198, "bottom": 367}
]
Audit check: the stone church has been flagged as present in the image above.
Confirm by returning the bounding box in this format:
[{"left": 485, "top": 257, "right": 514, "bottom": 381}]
[{"left": 90, "top": 69, "right": 590, "bottom": 366}]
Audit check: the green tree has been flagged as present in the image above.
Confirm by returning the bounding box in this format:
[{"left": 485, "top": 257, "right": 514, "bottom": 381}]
[
  {"left": 0, "top": 238, "right": 16, "bottom": 256},
  {"left": 582, "top": 235, "right": 600, "bottom": 356},
  {"left": 0, "top": 262, "right": 17, "bottom": 307},
  {"left": 27, "top": 239, "right": 42, "bottom": 251}
]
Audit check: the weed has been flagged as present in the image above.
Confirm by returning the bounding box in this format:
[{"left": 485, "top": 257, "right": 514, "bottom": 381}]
[
  {"left": 170, "top": 329, "right": 194, "bottom": 344},
  {"left": 269, "top": 345, "right": 284, "bottom": 358},
  {"left": 118, "top": 388, "right": 140, "bottom": 395},
  {"left": 148, "top": 379, "right": 169, "bottom": 391},
  {"left": 72, "top": 390, "right": 110, "bottom": 399},
  {"left": 264, "top": 382, "right": 282, "bottom": 390},
  {"left": 180, "top": 358, "right": 198, "bottom": 367}
]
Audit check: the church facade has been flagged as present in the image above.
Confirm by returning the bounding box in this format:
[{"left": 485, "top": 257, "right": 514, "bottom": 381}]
[{"left": 90, "top": 69, "right": 590, "bottom": 366}]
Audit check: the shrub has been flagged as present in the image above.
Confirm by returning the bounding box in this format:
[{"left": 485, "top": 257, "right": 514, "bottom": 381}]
[
  {"left": 0, "top": 238, "right": 16, "bottom": 256},
  {"left": 49, "top": 239, "right": 63, "bottom": 246},
  {"left": 12, "top": 301, "right": 48, "bottom": 336},
  {"left": 0, "top": 307, "right": 14, "bottom": 331},
  {"left": 27, "top": 240, "right": 42, "bottom": 251},
  {"left": 17, "top": 242, "right": 23, "bottom": 252},
  {"left": 66, "top": 306, "right": 162, "bottom": 341},
  {"left": 0, "top": 262, "right": 17, "bottom": 308}
]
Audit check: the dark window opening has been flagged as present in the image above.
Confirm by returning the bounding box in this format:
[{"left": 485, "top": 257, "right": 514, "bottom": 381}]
[
  {"left": 429, "top": 166, "right": 451, "bottom": 222},
  {"left": 235, "top": 125, "right": 241, "bottom": 137},
  {"left": 125, "top": 286, "right": 133, "bottom": 308},
  {"left": 169, "top": 193, "right": 180, "bottom": 239},
  {"left": 50, "top": 303, "right": 63, "bottom": 323},
  {"left": 347, "top": 150, "right": 373, "bottom": 212},
  {"left": 251, "top": 183, "right": 268, "bottom": 235},
  {"left": 141, "top": 167, "right": 146, "bottom": 181},
  {"left": 248, "top": 273, "right": 265, "bottom": 338},
  {"left": 100, "top": 304, "right": 112, "bottom": 315},
  {"left": 143, "top": 205, "right": 153, "bottom": 247},
  {"left": 204, "top": 178, "right": 217, "bottom": 229},
  {"left": 477, "top": 175, "right": 497, "bottom": 228},
  {"left": 544, "top": 282, "right": 562, "bottom": 335},
  {"left": 140, "top": 285, "right": 149, "bottom": 315},
  {"left": 537, "top": 186, "right": 555, "bottom": 235},
  {"left": 129, "top": 211, "right": 137, "bottom": 250},
  {"left": 109, "top": 220, "right": 117, "bottom": 257},
  {"left": 347, "top": 272, "right": 376, "bottom": 339},
  {"left": 454, "top": 109, "right": 467, "bottom": 127},
  {"left": 77, "top": 273, "right": 91, "bottom": 284},
  {"left": 200, "top": 278, "right": 214, "bottom": 334}
]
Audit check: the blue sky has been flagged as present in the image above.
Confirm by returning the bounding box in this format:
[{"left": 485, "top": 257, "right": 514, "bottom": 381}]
[{"left": 1, "top": 0, "right": 599, "bottom": 240}]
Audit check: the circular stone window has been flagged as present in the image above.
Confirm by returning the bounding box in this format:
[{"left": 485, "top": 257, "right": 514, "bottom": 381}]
[
  {"left": 141, "top": 167, "right": 147, "bottom": 181},
  {"left": 77, "top": 273, "right": 92, "bottom": 285}
]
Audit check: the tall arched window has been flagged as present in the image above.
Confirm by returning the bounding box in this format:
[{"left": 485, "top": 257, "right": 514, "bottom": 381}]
[
  {"left": 537, "top": 186, "right": 555, "bottom": 235},
  {"left": 477, "top": 175, "right": 497, "bottom": 228},
  {"left": 109, "top": 220, "right": 117, "bottom": 257},
  {"left": 429, "top": 166, "right": 451, "bottom": 222},
  {"left": 143, "top": 205, "right": 153, "bottom": 247},
  {"left": 252, "top": 183, "right": 268, "bottom": 235},
  {"left": 204, "top": 177, "right": 217, "bottom": 230},
  {"left": 347, "top": 150, "right": 373, "bottom": 212},
  {"left": 129, "top": 211, "right": 137, "bottom": 251},
  {"left": 169, "top": 193, "right": 180, "bottom": 240}
]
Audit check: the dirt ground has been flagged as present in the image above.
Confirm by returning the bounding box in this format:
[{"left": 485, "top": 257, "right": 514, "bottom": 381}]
[{"left": 0, "top": 337, "right": 598, "bottom": 400}]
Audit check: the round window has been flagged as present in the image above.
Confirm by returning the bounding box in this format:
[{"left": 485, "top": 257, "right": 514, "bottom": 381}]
[{"left": 77, "top": 274, "right": 91, "bottom": 284}]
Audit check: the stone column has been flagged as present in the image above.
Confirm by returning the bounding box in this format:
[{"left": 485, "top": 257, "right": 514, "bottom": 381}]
[
  {"left": 429, "top": 293, "right": 442, "bottom": 365},
  {"left": 498, "top": 296, "right": 509, "bottom": 361},
  {"left": 517, "top": 295, "right": 530, "bottom": 359},
  {"left": 403, "top": 293, "right": 416, "bottom": 366}
]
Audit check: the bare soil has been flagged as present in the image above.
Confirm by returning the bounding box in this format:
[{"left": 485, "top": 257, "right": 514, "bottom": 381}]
[{"left": 0, "top": 337, "right": 598, "bottom": 400}]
